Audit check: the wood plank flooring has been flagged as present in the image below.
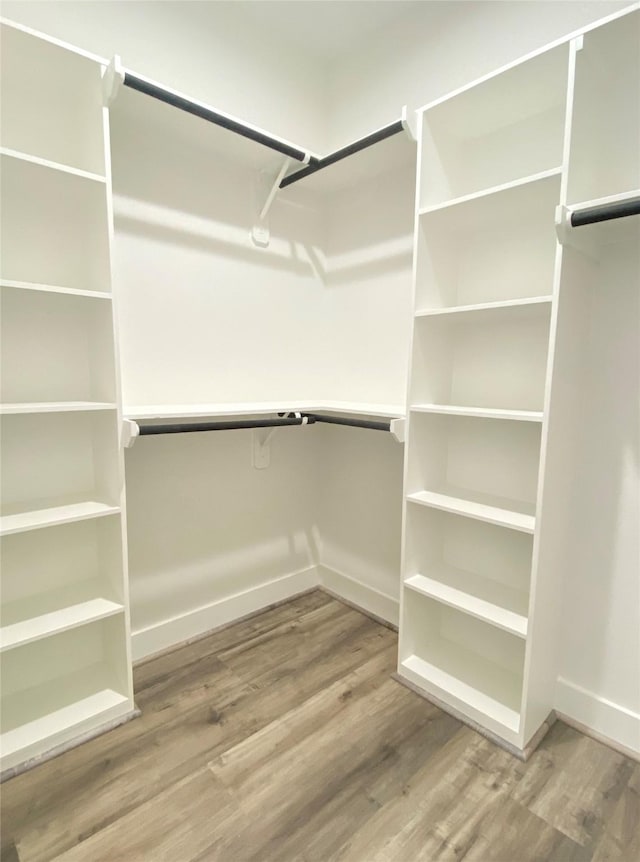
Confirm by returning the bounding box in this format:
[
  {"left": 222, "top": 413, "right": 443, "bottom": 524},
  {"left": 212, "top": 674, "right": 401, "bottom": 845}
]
[{"left": 1, "top": 591, "right": 637, "bottom": 861}]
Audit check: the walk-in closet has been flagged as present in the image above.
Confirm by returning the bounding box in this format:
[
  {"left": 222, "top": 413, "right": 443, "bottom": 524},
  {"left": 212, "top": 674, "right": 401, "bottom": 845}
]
[{"left": 1, "top": 2, "right": 638, "bottom": 860}]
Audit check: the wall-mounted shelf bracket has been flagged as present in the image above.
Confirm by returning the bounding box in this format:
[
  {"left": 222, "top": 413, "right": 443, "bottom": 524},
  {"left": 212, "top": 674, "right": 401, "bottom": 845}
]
[
  {"left": 103, "top": 55, "right": 125, "bottom": 107},
  {"left": 401, "top": 105, "right": 419, "bottom": 143},
  {"left": 253, "top": 411, "right": 312, "bottom": 468},
  {"left": 251, "top": 156, "right": 293, "bottom": 248}
]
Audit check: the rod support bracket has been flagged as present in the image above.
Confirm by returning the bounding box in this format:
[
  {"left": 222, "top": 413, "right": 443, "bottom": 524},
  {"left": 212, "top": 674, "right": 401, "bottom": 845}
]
[
  {"left": 401, "top": 105, "right": 419, "bottom": 143},
  {"left": 122, "top": 418, "right": 140, "bottom": 449},
  {"left": 103, "top": 55, "right": 125, "bottom": 107},
  {"left": 555, "top": 203, "right": 574, "bottom": 245},
  {"left": 390, "top": 417, "right": 406, "bottom": 444}
]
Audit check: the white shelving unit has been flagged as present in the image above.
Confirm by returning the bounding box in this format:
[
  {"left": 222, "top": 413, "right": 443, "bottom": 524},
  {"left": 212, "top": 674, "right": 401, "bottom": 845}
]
[
  {"left": 399, "top": 5, "right": 640, "bottom": 756},
  {"left": 405, "top": 34, "right": 553, "bottom": 753},
  {"left": 0, "top": 19, "right": 135, "bottom": 776}
]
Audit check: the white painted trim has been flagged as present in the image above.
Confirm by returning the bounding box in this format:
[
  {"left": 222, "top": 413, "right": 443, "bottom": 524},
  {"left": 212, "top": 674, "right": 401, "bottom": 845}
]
[
  {"left": 317, "top": 565, "right": 399, "bottom": 628},
  {"left": 555, "top": 677, "right": 640, "bottom": 756},
  {"left": 131, "top": 566, "right": 320, "bottom": 660}
]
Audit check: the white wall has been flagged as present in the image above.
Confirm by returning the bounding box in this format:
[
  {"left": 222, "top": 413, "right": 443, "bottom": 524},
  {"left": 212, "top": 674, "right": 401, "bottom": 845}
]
[
  {"left": 125, "top": 426, "right": 320, "bottom": 659},
  {"left": 555, "top": 244, "right": 640, "bottom": 752},
  {"left": 320, "top": 162, "right": 415, "bottom": 405},
  {"left": 110, "top": 87, "right": 328, "bottom": 407},
  {"left": 326, "top": 0, "right": 630, "bottom": 147},
  {"left": 316, "top": 425, "right": 405, "bottom": 625},
  {"left": 1, "top": 0, "right": 327, "bottom": 151}
]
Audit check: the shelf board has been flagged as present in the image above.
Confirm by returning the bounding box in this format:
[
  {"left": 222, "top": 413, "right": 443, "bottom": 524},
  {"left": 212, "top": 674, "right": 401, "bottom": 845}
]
[
  {"left": 0, "top": 673, "right": 130, "bottom": 763},
  {"left": 0, "top": 146, "right": 106, "bottom": 184},
  {"left": 418, "top": 168, "right": 562, "bottom": 229},
  {"left": 415, "top": 296, "right": 552, "bottom": 322},
  {"left": 410, "top": 404, "right": 544, "bottom": 422},
  {"left": 125, "top": 401, "right": 405, "bottom": 421},
  {"left": 0, "top": 402, "right": 116, "bottom": 415},
  {"left": 0, "top": 279, "right": 112, "bottom": 300},
  {"left": 407, "top": 489, "right": 535, "bottom": 533},
  {"left": 404, "top": 572, "right": 528, "bottom": 638},
  {"left": 400, "top": 652, "right": 521, "bottom": 734},
  {"left": 1, "top": 597, "right": 124, "bottom": 652},
  {"left": 0, "top": 500, "right": 120, "bottom": 536}
]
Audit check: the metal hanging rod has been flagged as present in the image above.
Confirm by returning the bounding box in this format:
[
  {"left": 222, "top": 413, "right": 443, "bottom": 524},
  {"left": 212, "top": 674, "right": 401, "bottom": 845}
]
[
  {"left": 570, "top": 196, "right": 640, "bottom": 227},
  {"left": 280, "top": 120, "right": 406, "bottom": 189},
  {"left": 138, "top": 416, "right": 316, "bottom": 436},
  {"left": 124, "top": 411, "right": 405, "bottom": 447},
  {"left": 302, "top": 413, "right": 392, "bottom": 432},
  {"left": 112, "top": 65, "right": 315, "bottom": 164}
]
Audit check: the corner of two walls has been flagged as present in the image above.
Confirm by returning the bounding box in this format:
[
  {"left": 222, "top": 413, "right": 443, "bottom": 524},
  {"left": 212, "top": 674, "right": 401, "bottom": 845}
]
[{"left": 112, "top": 98, "right": 416, "bottom": 660}]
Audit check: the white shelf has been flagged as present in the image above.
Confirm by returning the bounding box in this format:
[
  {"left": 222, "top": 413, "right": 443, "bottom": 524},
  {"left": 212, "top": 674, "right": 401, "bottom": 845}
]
[
  {"left": 0, "top": 279, "right": 111, "bottom": 300},
  {"left": 0, "top": 500, "right": 120, "bottom": 536},
  {"left": 405, "top": 572, "right": 528, "bottom": 638},
  {"left": 400, "top": 652, "right": 521, "bottom": 734},
  {"left": 0, "top": 148, "right": 110, "bottom": 291},
  {"left": 1, "top": 597, "right": 124, "bottom": 652},
  {"left": 419, "top": 168, "right": 562, "bottom": 222},
  {"left": 0, "top": 147, "right": 106, "bottom": 184},
  {"left": 407, "top": 489, "right": 535, "bottom": 533},
  {"left": 410, "top": 404, "right": 543, "bottom": 422},
  {"left": 0, "top": 675, "right": 129, "bottom": 763},
  {"left": 0, "top": 402, "right": 116, "bottom": 415},
  {"left": 125, "top": 401, "right": 406, "bottom": 421},
  {"left": 415, "top": 296, "right": 552, "bottom": 322}
]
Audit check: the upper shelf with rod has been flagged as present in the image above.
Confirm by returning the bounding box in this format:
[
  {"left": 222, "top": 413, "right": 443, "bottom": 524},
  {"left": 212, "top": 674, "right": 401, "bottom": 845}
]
[{"left": 103, "top": 56, "right": 416, "bottom": 193}]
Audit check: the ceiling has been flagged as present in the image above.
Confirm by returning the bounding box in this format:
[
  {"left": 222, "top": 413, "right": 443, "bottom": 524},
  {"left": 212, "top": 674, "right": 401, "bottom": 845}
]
[{"left": 219, "top": 1, "right": 420, "bottom": 62}]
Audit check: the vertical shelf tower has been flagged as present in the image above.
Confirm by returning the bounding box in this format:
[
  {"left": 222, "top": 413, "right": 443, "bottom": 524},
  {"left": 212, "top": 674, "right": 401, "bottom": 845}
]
[
  {"left": 398, "top": 5, "right": 639, "bottom": 757},
  {"left": 0, "top": 20, "right": 135, "bottom": 775}
]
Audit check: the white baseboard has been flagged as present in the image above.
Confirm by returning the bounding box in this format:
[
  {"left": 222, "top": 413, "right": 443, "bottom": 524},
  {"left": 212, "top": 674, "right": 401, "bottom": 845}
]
[
  {"left": 131, "top": 565, "right": 320, "bottom": 660},
  {"left": 318, "top": 564, "right": 399, "bottom": 628},
  {"left": 555, "top": 677, "right": 640, "bottom": 757}
]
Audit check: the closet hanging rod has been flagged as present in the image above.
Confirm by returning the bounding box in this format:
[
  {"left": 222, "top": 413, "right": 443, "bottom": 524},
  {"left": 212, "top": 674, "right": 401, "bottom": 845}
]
[
  {"left": 303, "top": 413, "right": 392, "bottom": 432},
  {"left": 121, "top": 70, "right": 315, "bottom": 164},
  {"left": 279, "top": 120, "right": 406, "bottom": 189},
  {"left": 138, "top": 416, "right": 316, "bottom": 436},
  {"left": 570, "top": 196, "right": 640, "bottom": 227}
]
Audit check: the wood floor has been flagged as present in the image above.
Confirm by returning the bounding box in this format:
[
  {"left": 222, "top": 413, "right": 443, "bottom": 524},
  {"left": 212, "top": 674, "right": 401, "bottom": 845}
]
[{"left": 1, "top": 591, "right": 638, "bottom": 862}]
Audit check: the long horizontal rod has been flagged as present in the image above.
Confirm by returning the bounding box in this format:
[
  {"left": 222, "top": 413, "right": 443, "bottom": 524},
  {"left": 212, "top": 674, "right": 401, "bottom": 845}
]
[
  {"left": 138, "top": 417, "right": 316, "bottom": 436},
  {"left": 280, "top": 120, "right": 405, "bottom": 189},
  {"left": 571, "top": 196, "right": 640, "bottom": 227},
  {"left": 304, "top": 413, "right": 391, "bottom": 432},
  {"left": 123, "top": 72, "right": 312, "bottom": 163}
]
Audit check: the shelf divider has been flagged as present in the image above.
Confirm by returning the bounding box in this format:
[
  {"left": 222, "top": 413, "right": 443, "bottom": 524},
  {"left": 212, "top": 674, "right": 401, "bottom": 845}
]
[
  {"left": 404, "top": 572, "right": 528, "bottom": 638},
  {"left": 1, "top": 599, "right": 124, "bottom": 652},
  {"left": 407, "top": 490, "right": 536, "bottom": 533},
  {"left": 0, "top": 501, "right": 121, "bottom": 536},
  {"left": 0, "top": 279, "right": 112, "bottom": 300},
  {"left": 410, "top": 404, "right": 544, "bottom": 422}
]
